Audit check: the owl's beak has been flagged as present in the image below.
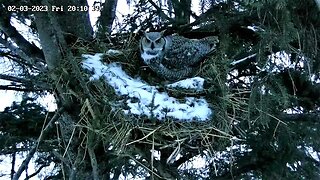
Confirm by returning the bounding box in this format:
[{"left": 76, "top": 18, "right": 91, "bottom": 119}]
[{"left": 151, "top": 42, "right": 155, "bottom": 50}]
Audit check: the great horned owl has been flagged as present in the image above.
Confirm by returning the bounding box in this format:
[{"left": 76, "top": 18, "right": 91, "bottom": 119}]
[{"left": 140, "top": 31, "right": 219, "bottom": 80}]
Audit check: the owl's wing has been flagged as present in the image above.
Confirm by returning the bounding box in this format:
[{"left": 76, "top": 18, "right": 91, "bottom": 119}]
[
  {"left": 147, "top": 60, "right": 195, "bottom": 80},
  {"left": 163, "top": 38, "right": 211, "bottom": 68}
]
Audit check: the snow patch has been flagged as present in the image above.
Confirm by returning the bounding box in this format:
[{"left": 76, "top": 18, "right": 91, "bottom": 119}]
[
  {"left": 105, "top": 49, "right": 123, "bottom": 55},
  {"left": 82, "top": 53, "right": 212, "bottom": 121},
  {"left": 167, "top": 77, "right": 204, "bottom": 91}
]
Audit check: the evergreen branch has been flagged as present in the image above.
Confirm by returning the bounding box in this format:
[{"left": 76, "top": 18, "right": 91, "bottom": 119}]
[
  {"left": 0, "top": 50, "right": 42, "bottom": 71},
  {"left": 12, "top": 107, "right": 64, "bottom": 180},
  {"left": 0, "top": 74, "right": 51, "bottom": 91},
  {"left": 279, "top": 112, "right": 320, "bottom": 123},
  {"left": 215, "top": 156, "right": 273, "bottom": 180}
]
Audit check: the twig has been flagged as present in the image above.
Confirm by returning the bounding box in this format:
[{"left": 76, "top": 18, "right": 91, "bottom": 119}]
[
  {"left": 230, "top": 53, "right": 257, "bottom": 66},
  {"left": 24, "top": 163, "right": 50, "bottom": 180},
  {"left": 126, "top": 126, "right": 161, "bottom": 146},
  {"left": 12, "top": 107, "right": 64, "bottom": 180},
  {"left": 147, "top": 0, "right": 173, "bottom": 23}
]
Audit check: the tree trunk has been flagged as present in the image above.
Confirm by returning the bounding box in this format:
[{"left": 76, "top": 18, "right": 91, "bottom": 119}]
[
  {"left": 98, "top": 0, "right": 118, "bottom": 36},
  {"left": 172, "top": 0, "right": 192, "bottom": 25},
  {"left": 33, "top": 0, "right": 96, "bottom": 178}
]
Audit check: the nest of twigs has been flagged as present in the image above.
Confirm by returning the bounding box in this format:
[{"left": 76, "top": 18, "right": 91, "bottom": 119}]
[{"left": 76, "top": 32, "right": 248, "bottom": 163}]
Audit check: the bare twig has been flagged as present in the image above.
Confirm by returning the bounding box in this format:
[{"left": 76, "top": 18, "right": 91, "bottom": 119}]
[
  {"left": 230, "top": 53, "right": 257, "bottom": 66},
  {"left": 147, "top": 0, "right": 173, "bottom": 23},
  {"left": 12, "top": 107, "right": 64, "bottom": 180},
  {"left": 25, "top": 163, "right": 50, "bottom": 180}
]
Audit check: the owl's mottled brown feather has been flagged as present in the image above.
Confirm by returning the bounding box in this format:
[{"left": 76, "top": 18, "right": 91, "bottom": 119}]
[{"left": 140, "top": 32, "right": 218, "bottom": 81}]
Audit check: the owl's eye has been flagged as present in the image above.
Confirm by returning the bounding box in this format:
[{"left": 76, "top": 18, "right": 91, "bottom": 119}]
[
  {"left": 145, "top": 39, "right": 151, "bottom": 43},
  {"left": 155, "top": 39, "right": 161, "bottom": 43}
]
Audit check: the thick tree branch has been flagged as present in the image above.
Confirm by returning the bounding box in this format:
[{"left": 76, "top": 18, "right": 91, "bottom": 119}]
[
  {"left": 0, "top": 7, "right": 44, "bottom": 61},
  {"left": 99, "top": 0, "right": 118, "bottom": 34},
  {"left": 0, "top": 37, "right": 46, "bottom": 71},
  {"left": 11, "top": 152, "right": 16, "bottom": 179}
]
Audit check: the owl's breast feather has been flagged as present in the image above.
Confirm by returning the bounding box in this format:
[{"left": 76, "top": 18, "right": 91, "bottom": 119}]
[{"left": 141, "top": 52, "right": 160, "bottom": 64}]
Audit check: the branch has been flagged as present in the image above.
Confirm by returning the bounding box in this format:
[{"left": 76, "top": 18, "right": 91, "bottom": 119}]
[
  {"left": 12, "top": 107, "right": 64, "bottom": 180},
  {"left": 11, "top": 152, "right": 16, "bottom": 179},
  {"left": 147, "top": 0, "right": 173, "bottom": 23},
  {"left": 0, "top": 74, "right": 51, "bottom": 91},
  {"left": 0, "top": 74, "right": 32, "bottom": 84},
  {"left": 171, "top": 150, "right": 198, "bottom": 167},
  {"left": 25, "top": 163, "right": 50, "bottom": 180},
  {"left": 99, "top": 0, "right": 118, "bottom": 34},
  {"left": 88, "top": 147, "right": 99, "bottom": 180},
  {"left": 215, "top": 157, "right": 268, "bottom": 180},
  {"left": 230, "top": 53, "right": 257, "bottom": 66},
  {"left": 0, "top": 85, "right": 44, "bottom": 92},
  {"left": 51, "top": 150, "right": 72, "bottom": 171},
  {"left": 0, "top": 7, "right": 44, "bottom": 61},
  {"left": 279, "top": 112, "right": 320, "bottom": 123},
  {"left": 0, "top": 37, "right": 46, "bottom": 71}
]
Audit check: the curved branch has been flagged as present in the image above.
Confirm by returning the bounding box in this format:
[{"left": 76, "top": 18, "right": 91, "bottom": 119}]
[{"left": 25, "top": 163, "right": 50, "bottom": 180}]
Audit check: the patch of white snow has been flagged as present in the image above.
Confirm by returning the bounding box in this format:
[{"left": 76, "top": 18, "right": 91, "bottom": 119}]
[{"left": 82, "top": 53, "right": 212, "bottom": 121}]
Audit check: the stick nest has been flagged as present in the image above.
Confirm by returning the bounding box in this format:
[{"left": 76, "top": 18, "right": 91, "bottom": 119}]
[{"left": 76, "top": 32, "right": 248, "bottom": 161}]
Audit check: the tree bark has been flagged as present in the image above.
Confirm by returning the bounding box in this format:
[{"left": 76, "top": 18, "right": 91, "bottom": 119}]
[
  {"left": 171, "top": 0, "right": 192, "bottom": 25},
  {"left": 98, "top": 0, "right": 118, "bottom": 35}
]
